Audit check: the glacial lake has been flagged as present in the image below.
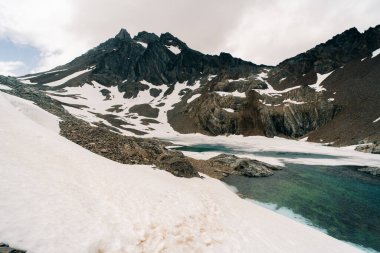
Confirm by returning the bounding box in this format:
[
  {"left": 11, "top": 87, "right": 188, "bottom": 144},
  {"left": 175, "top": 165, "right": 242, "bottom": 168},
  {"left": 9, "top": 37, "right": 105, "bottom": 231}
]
[{"left": 174, "top": 144, "right": 380, "bottom": 252}]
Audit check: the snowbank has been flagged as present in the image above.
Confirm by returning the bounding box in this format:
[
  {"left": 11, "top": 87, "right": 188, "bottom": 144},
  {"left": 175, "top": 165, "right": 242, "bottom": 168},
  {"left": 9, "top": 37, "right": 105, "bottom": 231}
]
[
  {"left": 0, "top": 91, "right": 363, "bottom": 253},
  {"left": 164, "top": 134, "right": 380, "bottom": 168}
]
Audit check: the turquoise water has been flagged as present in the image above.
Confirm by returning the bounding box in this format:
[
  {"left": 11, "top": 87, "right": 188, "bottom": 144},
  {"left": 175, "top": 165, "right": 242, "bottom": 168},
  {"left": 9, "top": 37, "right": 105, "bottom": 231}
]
[{"left": 175, "top": 145, "right": 380, "bottom": 252}]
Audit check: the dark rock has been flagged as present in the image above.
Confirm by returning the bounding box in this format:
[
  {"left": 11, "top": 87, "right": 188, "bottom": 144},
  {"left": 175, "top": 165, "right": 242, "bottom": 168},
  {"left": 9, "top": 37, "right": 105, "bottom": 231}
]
[
  {"left": 149, "top": 88, "right": 162, "bottom": 97},
  {"left": 129, "top": 104, "right": 159, "bottom": 118},
  {"left": 157, "top": 153, "right": 200, "bottom": 178},
  {"left": 209, "top": 154, "right": 281, "bottom": 177},
  {"left": 133, "top": 31, "right": 159, "bottom": 44},
  {"left": 141, "top": 118, "right": 160, "bottom": 125},
  {"left": 115, "top": 28, "right": 132, "bottom": 41},
  {"left": 100, "top": 88, "right": 111, "bottom": 100}
]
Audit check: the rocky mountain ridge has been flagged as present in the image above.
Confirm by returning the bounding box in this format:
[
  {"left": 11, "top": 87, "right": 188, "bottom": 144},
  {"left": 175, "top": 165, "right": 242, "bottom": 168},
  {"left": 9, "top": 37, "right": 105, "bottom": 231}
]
[
  {"left": 18, "top": 25, "right": 380, "bottom": 145},
  {"left": 269, "top": 25, "right": 380, "bottom": 88}
]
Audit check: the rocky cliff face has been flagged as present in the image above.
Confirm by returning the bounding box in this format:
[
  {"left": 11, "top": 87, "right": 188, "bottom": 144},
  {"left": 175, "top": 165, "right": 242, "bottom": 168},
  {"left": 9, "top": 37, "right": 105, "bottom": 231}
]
[
  {"left": 169, "top": 83, "right": 341, "bottom": 138},
  {"left": 168, "top": 25, "right": 380, "bottom": 144}
]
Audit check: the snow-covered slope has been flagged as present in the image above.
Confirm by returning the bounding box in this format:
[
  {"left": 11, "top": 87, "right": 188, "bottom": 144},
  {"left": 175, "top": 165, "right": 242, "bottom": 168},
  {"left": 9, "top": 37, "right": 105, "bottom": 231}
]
[
  {"left": 0, "top": 91, "right": 363, "bottom": 253},
  {"left": 46, "top": 80, "right": 201, "bottom": 137}
]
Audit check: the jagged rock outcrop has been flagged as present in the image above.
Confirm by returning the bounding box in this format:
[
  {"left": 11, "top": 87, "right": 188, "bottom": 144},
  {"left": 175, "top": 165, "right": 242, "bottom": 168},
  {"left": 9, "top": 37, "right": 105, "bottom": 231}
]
[
  {"left": 208, "top": 154, "right": 281, "bottom": 177},
  {"left": 169, "top": 86, "right": 341, "bottom": 138},
  {"left": 25, "top": 28, "right": 263, "bottom": 93},
  {"left": 187, "top": 154, "right": 281, "bottom": 179}
]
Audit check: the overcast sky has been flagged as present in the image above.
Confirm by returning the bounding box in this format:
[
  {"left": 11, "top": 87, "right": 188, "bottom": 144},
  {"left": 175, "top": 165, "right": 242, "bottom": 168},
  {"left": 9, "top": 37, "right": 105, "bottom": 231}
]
[{"left": 0, "top": 0, "right": 379, "bottom": 76}]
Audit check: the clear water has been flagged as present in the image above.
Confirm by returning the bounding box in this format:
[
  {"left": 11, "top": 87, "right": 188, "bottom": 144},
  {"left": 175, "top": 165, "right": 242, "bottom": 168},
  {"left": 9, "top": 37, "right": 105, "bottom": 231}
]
[{"left": 175, "top": 144, "right": 380, "bottom": 252}]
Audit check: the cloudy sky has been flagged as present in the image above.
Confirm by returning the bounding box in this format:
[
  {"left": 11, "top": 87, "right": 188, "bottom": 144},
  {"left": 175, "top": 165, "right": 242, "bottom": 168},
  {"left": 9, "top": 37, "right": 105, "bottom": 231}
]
[{"left": 0, "top": 0, "right": 379, "bottom": 76}]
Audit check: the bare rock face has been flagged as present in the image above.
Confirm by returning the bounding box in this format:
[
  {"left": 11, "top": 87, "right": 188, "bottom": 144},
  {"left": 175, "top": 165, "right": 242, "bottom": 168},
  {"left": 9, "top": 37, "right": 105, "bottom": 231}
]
[
  {"left": 156, "top": 153, "right": 200, "bottom": 178},
  {"left": 169, "top": 86, "right": 340, "bottom": 138},
  {"left": 129, "top": 103, "right": 159, "bottom": 118},
  {"left": 255, "top": 88, "right": 342, "bottom": 138}
]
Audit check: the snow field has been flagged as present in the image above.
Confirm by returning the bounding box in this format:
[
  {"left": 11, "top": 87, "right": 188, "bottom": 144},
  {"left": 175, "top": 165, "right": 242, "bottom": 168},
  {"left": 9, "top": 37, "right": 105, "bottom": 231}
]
[{"left": 0, "top": 91, "right": 364, "bottom": 253}]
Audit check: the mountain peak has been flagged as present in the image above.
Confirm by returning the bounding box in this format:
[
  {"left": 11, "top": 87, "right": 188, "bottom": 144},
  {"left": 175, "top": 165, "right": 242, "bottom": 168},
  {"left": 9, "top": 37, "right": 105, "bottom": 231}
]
[{"left": 115, "top": 28, "right": 131, "bottom": 41}]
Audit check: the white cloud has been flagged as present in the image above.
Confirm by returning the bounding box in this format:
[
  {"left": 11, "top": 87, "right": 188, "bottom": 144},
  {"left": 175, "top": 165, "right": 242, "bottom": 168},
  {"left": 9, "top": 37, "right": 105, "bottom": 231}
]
[
  {"left": 0, "top": 0, "right": 379, "bottom": 71},
  {"left": 223, "top": 0, "right": 380, "bottom": 65},
  {"left": 0, "top": 61, "right": 25, "bottom": 76},
  {"left": 0, "top": 0, "right": 88, "bottom": 71}
]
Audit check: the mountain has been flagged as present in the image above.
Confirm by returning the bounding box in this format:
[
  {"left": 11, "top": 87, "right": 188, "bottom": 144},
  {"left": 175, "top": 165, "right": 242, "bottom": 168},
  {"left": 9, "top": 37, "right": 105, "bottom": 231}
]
[
  {"left": 24, "top": 29, "right": 262, "bottom": 96},
  {"left": 169, "top": 25, "right": 380, "bottom": 145},
  {"left": 18, "top": 25, "right": 380, "bottom": 145}
]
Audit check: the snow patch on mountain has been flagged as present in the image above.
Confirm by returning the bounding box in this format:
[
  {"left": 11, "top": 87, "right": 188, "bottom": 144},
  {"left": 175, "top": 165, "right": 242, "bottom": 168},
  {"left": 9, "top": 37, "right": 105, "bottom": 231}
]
[
  {"left": 136, "top": 41, "right": 148, "bottom": 48},
  {"left": 0, "top": 84, "right": 12, "bottom": 90},
  {"left": 256, "top": 71, "right": 269, "bottom": 82},
  {"left": 222, "top": 108, "right": 234, "bottom": 113},
  {"left": 187, "top": 94, "right": 201, "bottom": 103},
  {"left": 371, "top": 48, "right": 380, "bottom": 58},
  {"left": 227, "top": 78, "right": 248, "bottom": 82},
  {"left": 283, "top": 99, "right": 306, "bottom": 105},
  {"left": 207, "top": 74, "right": 217, "bottom": 81},
  {"left": 255, "top": 83, "right": 301, "bottom": 97},
  {"left": 309, "top": 71, "right": 334, "bottom": 92},
  {"left": 46, "top": 79, "right": 202, "bottom": 136},
  {"left": 166, "top": 45, "right": 181, "bottom": 55},
  {"left": 43, "top": 68, "right": 94, "bottom": 87},
  {"left": 215, "top": 91, "right": 246, "bottom": 98}
]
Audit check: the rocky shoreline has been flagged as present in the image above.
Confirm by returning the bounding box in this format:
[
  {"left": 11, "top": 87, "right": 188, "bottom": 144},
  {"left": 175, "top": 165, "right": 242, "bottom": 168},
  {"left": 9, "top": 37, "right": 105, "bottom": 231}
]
[{"left": 60, "top": 118, "right": 280, "bottom": 179}]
